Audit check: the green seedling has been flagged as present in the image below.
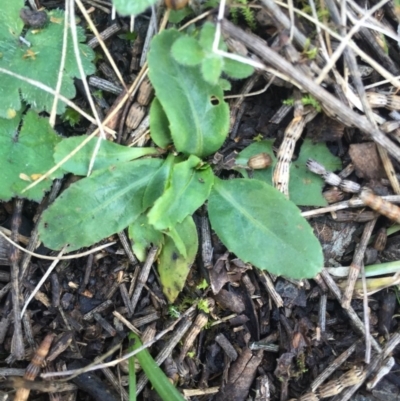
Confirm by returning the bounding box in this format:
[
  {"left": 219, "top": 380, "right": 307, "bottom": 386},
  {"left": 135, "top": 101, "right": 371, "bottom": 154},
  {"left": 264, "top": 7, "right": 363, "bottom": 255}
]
[
  {"left": 198, "top": 299, "right": 211, "bottom": 314},
  {"left": 30, "top": 26, "right": 324, "bottom": 302},
  {"left": 129, "top": 333, "right": 185, "bottom": 401},
  {"left": 283, "top": 94, "right": 321, "bottom": 111},
  {"left": 230, "top": 0, "right": 257, "bottom": 30},
  {"left": 168, "top": 306, "right": 181, "bottom": 319},
  {"left": 61, "top": 107, "right": 82, "bottom": 127},
  {"left": 196, "top": 279, "right": 209, "bottom": 290}
]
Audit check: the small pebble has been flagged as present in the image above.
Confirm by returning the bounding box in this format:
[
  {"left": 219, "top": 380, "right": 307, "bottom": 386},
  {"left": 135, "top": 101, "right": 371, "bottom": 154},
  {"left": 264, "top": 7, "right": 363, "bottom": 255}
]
[{"left": 20, "top": 8, "right": 48, "bottom": 29}]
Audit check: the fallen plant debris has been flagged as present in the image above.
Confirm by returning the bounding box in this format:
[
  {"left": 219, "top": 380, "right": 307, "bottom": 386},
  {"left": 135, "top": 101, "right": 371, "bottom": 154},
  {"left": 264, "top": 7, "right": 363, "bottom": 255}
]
[{"left": 0, "top": 0, "right": 400, "bottom": 400}]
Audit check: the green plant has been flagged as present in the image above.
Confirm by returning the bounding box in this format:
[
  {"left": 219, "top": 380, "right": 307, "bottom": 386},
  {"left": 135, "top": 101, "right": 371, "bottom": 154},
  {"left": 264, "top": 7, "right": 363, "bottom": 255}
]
[
  {"left": 61, "top": 107, "right": 82, "bottom": 127},
  {"left": 234, "top": 139, "right": 341, "bottom": 206},
  {"left": 197, "top": 299, "right": 211, "bottom": 313},
  {"left": 0, "top": 1, "right": 95, "bottom": 118},
  {"left": 128, "top": 332, "right": 185, "bottom": 401},
  {"left": 196, "top": 279, "right": 209, "bottom": 290},
  {"left": 0, "top": 1, "right": 94, "bottom": 201},
  {"left": 168, "top": 306, "right": 181, "bottom": 318},
  {"left": 283, "top": 94, "right": 321, "bottom": 112},
  {"left": 34, "top": 25, "right": 323, "bottom": 303},
  {"left": 0, "top": 110, "right": 64, "bottom": 201},
  {"left": 230, "top": 0, "right": 257, "bottom": 30}
]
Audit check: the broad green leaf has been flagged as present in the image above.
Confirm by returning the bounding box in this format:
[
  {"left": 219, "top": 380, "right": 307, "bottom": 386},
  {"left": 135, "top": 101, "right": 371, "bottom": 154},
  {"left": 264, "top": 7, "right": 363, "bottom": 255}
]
[
  {"left": 0, "top": 8, "right": 95, "bottom": 118},
  {"left": 39, "top": 159, "right": 162, "bottom": 251},
  {"left": 201, "top": 55, "right": 223, "bottom": 85},
  {"left": 148, "top": 29, "right": 229, "bottom": 158},
  {"left": 149, "top": 98, "right": 172, "bottom": 149},
  {"left": 158, "top": 216, "right": 198, "bottom": 302},
  {"left": 0, "top": 2, "right": 23, "bottom": 54},
  {"left": 223, "top": 57, "right": 254, "bottom": 79},
  {"left": 54, "top": 135, "right": 160, "bottom": 175},
  {"left": 142, "top": 153, "right": 178, "bottom": 210},
  {"left": 171, "top": 36, "right": 204, "bottom": 66},
  {"left": 128, "top": 214, "right": 164, "bottom": 262},
  {"left": 208, "top": 178, "right": 323, "bottom": 279},
  {"left": 112, "top": 0, "right": 157, "bottom": 15},
  {"left": 147, "top": 155, "right": 214, "bottom": 231},
  {"left": 235, "top": 139, "right": 341, "bottom": 206},
  {"left": 0, "top": 110, "right": 63, "bottom": 201}
]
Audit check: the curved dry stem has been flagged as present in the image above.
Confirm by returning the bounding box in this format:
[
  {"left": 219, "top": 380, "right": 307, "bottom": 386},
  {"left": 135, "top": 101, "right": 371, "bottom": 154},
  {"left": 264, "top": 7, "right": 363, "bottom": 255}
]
[
  {"left": 0, "top": 67, "right": 115, "bottom": 135},
  {"left": 0, "top": 229, "right": 115, "bottom": 260},
  {"left": 274, "top": 0, "right": 400, "bottom": 89},
  {"left": 68, "top": 0, "right": 107, "bottom": 176},
  {"left": 75, "top": 0, "right": 127, "bottom": 91}
]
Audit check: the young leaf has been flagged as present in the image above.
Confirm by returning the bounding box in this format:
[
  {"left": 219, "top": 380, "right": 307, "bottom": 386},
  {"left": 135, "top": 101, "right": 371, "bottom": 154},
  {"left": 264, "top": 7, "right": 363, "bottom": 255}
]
[
  {"left": 39, "top": 159, "right": 162, "bottom": 251},
  {"left": 223, "top": 57, "right": 254, "bottom": 79},
  {"left": 171, "top": 36, "right": 204, "bottom": 66},
  {"left": 54, "top": 135, "right": 160, "bottom": 175},
  {"left": 149, "top": 97, "right": 172, "bottom": 149},
  {"left": 208, "top": 178, "right": 323, "bottom": 279},
  {"left": 158, "top": 216, "right": 198, "bottom": 303},
  {"left": 128, "top": 214, "right": 164, "bottom": 262},
  {"left": 0, "top": 110, "right": 63, "bottom": 202},
  {"left": 0, "top": 7, "right": 95, "bottom": 118},
  {"left": 147, "top": 155, "right": 214, "bottom": 231},
  {"left": 148, "top": 29, "right": 229, "bottom": 158},
  {"left": 142, "top": 153, "right": 179, "bottom": 210},
  {"left": 235, "top": 139, "right": 341, "bottom": 206},
  {"left": 112, "top": 0, "right": 157, "bottom": 15},
  {"left": 201, "top": 55, "right": 223, "bottom": 85},
  {"left": 164, "top": 224, "right": 188, "bottom": 258},
  {"left": 198, "top": 22, "right": 227, "bottom": 52},
  {"left": 219, "top": 78, "right": 232, "bottom": 91},
  {"left": 169, "top": 7, "right": 193, "bottom": 23}
]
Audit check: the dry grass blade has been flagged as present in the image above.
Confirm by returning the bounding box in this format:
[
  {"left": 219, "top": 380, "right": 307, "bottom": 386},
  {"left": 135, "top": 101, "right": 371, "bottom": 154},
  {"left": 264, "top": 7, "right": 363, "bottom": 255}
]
[{"left": 222, "top": 19, "right": 400, "bottom": 161}]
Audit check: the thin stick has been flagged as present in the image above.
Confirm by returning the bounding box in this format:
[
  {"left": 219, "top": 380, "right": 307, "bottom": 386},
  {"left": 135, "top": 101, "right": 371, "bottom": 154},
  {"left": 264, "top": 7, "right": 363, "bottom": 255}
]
[
  {"left": 20, "top": 179, "right": 63, "bottom": 279},
  {"left": 20, "top": 246, "right": 67, "bottom": 319},
  {"left": 9, "top": 199, "right": 24, "bottom": 360},
  {"left": 41, "top": 304, "right": 198, "bottom": 379},
  {"left": 0, "top": 230, "right": 115, "bottom": 260},
  {"left": 130, "top": 246, "right": 158, "bottom": 313},
  {"left": 69, "top": 0, "right": 106, "bottom": 177},
  {"left": 221, "top": 19, "right": 400, "bottom": 161},
  {"left": 315, "top": 0, "right": 390, "bottom": 84},
  {"left": 0, "top": 67, "right": 115, "bottom": 135},
  {"left": 330, "top": 332, "right": 400, "bottom": 401},
  {"left": 311, "top": 340, "right": 360, "bottom": 392},
  {"left": 272, "top": 0, "right": 400, "bottom": 89},
  {"left": 342, "top": 219, "right": 377, "bottom": 309},
  {"left": 360, "top": 264, "right": 371, "bottom": 363},
  {"left": 320, "top": 269, "right": 382, "bottom": 353},
  {"left": 75, "top": 0, "right": 127, "bottom": 90}
]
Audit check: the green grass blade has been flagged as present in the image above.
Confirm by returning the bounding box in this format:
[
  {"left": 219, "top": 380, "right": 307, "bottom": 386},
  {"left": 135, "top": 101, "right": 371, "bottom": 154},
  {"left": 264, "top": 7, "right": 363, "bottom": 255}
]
[{"left": 129, "top": 333, "right": 185, "bottom": 401}]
